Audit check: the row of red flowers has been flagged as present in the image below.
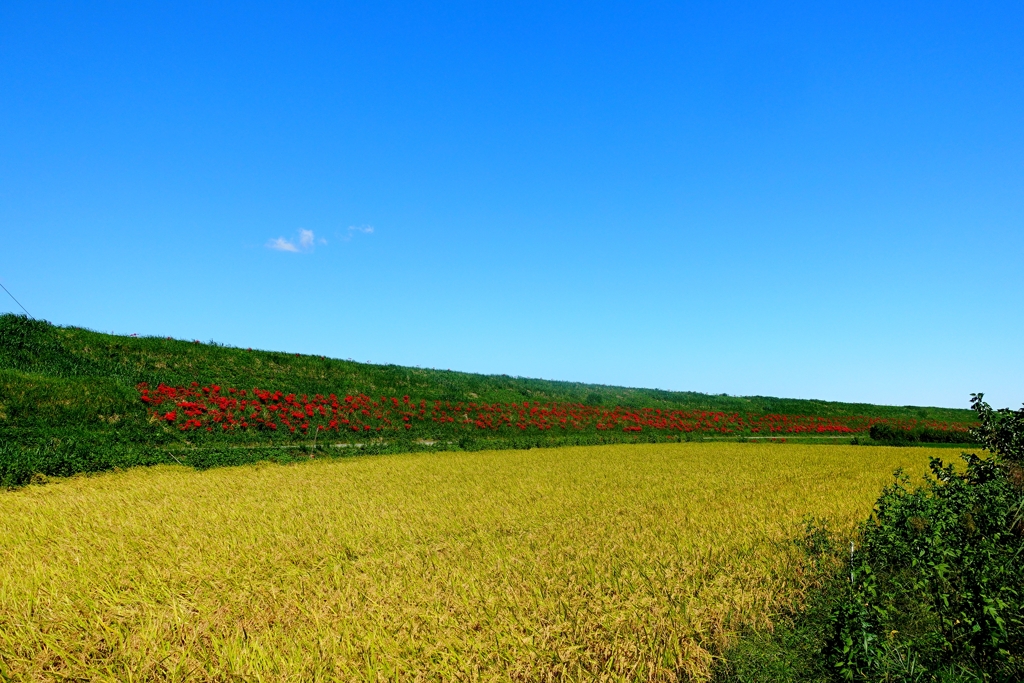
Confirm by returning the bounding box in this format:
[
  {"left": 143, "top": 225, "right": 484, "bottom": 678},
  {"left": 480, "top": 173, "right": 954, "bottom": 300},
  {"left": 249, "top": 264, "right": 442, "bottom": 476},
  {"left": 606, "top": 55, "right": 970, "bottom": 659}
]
[{"left": 137, "top": 383, "right": 976, "bottom": 438}]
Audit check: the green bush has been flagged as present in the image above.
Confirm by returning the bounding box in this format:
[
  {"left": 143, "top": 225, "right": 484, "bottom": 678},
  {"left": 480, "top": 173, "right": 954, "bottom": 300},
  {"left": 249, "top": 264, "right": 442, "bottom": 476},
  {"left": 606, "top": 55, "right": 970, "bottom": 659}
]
[
  {"left": 830, "top": 394, "right": 1024, "bottom": 680},
  {"left": 717, "top": 394, "right": 1024, "bottom": 682}
]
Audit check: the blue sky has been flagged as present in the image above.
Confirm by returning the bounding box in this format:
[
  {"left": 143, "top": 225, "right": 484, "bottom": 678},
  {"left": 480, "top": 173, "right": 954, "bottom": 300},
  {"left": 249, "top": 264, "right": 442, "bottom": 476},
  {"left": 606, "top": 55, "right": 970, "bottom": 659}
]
[{"left": 2, "top": 1, "right": 1022, "bottom": 409}]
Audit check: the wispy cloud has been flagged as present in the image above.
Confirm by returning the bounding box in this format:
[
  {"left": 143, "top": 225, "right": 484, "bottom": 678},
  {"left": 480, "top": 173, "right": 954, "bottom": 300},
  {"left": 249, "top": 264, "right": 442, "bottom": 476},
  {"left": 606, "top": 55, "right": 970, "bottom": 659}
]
[
  {"left": 343, "top": 224, "right": 375, "bottom": 241},
  {"left": 268, "top": 226, "right": 370, "bottom": 251},
  {"left": 267, "top": 237, "right": 300, "bottom": 252},
  {"left": 266, "top": 229, "right": 320, "bottom": 253}
]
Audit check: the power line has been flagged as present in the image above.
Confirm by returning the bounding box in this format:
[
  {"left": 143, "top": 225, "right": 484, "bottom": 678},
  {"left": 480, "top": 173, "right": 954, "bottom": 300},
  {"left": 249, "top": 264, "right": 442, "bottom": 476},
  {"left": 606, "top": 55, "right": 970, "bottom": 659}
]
[{"left": 0, "top": 282, "right": 33, "bottom": 319}]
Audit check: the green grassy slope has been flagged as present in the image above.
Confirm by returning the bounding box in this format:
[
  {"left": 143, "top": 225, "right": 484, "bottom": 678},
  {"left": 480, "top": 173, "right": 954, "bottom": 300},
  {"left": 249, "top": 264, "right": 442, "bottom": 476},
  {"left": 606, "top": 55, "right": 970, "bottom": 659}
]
[{"left": 0, "top": 314, "right": 976, "bottom": 486}]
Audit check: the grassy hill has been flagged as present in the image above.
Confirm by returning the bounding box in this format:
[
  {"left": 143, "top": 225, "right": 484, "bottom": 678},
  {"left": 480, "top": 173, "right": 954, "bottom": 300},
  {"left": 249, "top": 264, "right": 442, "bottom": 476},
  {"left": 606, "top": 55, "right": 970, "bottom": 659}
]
[{"left": 0, "top": 314, "right": 977, "bottom": 486}]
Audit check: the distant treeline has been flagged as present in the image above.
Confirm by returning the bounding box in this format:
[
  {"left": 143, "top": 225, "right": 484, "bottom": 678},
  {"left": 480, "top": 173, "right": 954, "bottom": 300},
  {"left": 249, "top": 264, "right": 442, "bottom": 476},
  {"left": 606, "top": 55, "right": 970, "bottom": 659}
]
[{"left": 868, "top": 422, "right": 979, "bottom": 445}]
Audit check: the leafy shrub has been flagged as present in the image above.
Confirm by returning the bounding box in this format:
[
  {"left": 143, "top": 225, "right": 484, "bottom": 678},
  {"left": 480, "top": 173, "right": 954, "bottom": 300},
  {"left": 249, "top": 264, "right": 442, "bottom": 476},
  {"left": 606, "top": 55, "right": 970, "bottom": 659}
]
[
  {"left": 827, "top": 394, "right": 1024, "bottom": 681},
  {"left": 717, "top": 395, "right": 1024, "bottom": 681}
]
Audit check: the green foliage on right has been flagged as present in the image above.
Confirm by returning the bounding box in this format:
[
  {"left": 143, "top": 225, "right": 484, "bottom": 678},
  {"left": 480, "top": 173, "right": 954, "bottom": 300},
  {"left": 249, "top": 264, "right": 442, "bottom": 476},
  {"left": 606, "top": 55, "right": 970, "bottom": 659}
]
[
  {"left": 829, "top": 453, "right": 1021, "bottom": 679},
  {"left": 717, "top": 395, "right": 1024, "bottom": 682},
  {"left": 832, "top": 394, "right": 1024, "bottom": 680}
]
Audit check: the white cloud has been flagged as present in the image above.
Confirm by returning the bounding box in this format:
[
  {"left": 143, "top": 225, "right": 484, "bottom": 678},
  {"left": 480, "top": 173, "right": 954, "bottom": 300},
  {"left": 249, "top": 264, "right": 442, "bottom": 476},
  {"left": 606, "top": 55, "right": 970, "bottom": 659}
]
[
  {"left": 343, "top": 224, "right": 375, "bottom": 241},
  {"left": 267, "top": 237, "right": 300, "bottom": 252},
  {"left": 267, "top": 229, "right": 319, "bottom": 253}
]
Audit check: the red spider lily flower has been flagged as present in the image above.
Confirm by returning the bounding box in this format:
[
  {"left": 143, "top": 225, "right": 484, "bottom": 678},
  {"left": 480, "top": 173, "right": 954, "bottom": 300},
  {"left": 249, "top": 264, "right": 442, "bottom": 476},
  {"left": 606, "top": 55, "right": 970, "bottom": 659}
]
[{"left": 137, "top": 384, "right": 975, "bottom": 442}]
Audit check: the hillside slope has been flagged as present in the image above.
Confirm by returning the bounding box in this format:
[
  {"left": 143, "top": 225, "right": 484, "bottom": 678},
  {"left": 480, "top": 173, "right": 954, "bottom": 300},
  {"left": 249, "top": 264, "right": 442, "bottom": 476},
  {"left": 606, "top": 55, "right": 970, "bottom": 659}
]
[{"left": 0, "top": 314, "right": 977, "bottom": 485}]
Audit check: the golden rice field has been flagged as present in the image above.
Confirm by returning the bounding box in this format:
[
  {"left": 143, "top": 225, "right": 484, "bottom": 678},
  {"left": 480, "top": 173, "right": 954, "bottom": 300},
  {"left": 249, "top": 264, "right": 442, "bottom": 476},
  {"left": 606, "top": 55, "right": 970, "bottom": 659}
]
[{"left": 0, "top": 443, "right": 933, "bottom": 682}]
